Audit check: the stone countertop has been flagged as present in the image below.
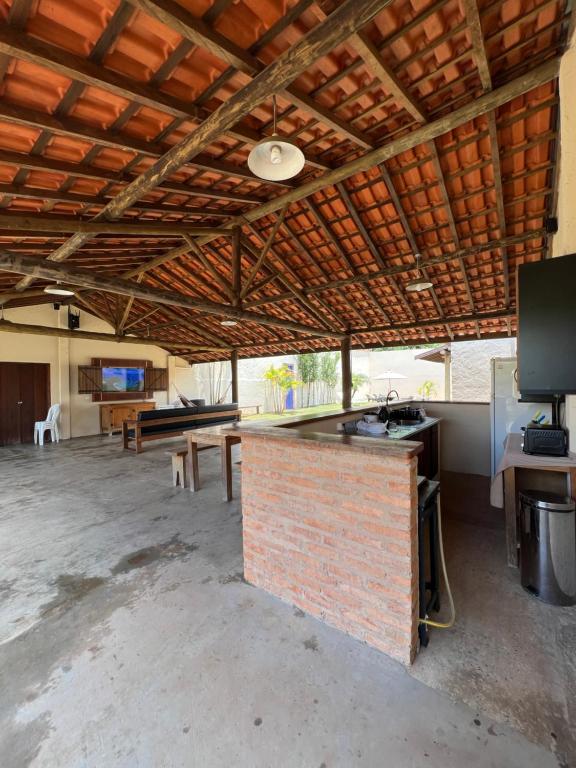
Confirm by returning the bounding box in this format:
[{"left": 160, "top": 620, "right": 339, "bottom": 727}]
[
  {"left": 231, "top": 415, "right": 424, "bottom": 459},
  {"left": 240, "top": 399, "right": 416, "bottom": 430}
]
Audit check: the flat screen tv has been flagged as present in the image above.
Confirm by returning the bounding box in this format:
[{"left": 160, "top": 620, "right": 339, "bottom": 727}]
[
  {"left": 101, "top": 367, "right": 145, "bottom": 393},
  {"left": 518, "top": 253, "right": 576, "bottom": 395}
]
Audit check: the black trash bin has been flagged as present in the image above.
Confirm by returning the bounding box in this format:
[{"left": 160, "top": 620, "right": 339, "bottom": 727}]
[{"left": 519, "top": 490, "right": 576, "bottom": 606}]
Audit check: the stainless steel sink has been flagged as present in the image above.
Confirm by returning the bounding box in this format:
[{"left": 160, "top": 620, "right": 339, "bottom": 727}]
[{"left": 390, "top": 419, "right": 423, "bottom": 427}]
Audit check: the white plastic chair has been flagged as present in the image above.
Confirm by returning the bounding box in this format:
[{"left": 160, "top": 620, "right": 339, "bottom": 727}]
[{"left": 34, "top": 404, "right": 61, "bottom": 445}]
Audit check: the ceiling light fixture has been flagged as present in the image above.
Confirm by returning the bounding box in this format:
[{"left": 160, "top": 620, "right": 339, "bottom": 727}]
[
  {"left": 43, "top": 283, "right": 75, "bottom": 297},
  {"left": 247, "top": 95, "right": 305, "bottom": 181},
  {"left": 220, "top": 319, "right": 238, "bottom": 327},
  {"left": 405, "top": 254, "right": 433, "bottom": 293}
]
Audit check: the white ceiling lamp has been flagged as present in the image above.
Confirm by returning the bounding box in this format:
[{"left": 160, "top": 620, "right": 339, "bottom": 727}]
[
  {"left": 405, "top": 253, "right": 433, "bottom": 293},
  {"left": 43, "top": 283, "right": 75, "bottom": 296},
  {"left": 247, "top": 95, "right": 305, "bottom": 181},
  {"left": 220, "top": 319, "right": 238, "bottom": 327}
]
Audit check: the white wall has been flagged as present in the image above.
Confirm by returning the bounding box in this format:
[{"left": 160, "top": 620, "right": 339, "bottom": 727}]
[
  {"left": 421, "top": 401, "right": 491, "bottom": 476},
  {"left": 353, "top": 348, "right": 446, "bottom": 401},
  {"left": 450, "top": 338, "right": 516, "bottom": 402},
  {"left": 0, "top": 304, "right": 182, "bottom": 438}
]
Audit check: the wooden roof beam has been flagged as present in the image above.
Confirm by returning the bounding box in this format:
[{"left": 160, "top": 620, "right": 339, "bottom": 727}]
[
  {"left": 0, "top": 214, "right": 232, "bottom": 237},
  {"left": 243, "top": 229, "right": 547, "bottom": 306},
  {"left": 461, "top": 0, "right": 492, "bottom": 91},
  {"left": 349, "top": 31, "right": 426, "bottom": 123},
  {"left": 0, "top": 181, "right": 237, "bottom": 219},
  {"left": 350, "top": 308, "right": 514, "bottom": 336},
  {"left": 240, "top": 230, "right": 340, "bottom": 331},
  {"left": 18, "top": 0, "right": 389, "bottom": 284},
  {"left": 0, "top": 251, "right": 345, "bottom": 339},
  {"left": 378, "top": 163, "right": 446, "bottom": 325},
  {"left": 0, "top": 147, "right": 263, "bottom": 203},
  {"left": 0, "top": 105, "right": 295, "bottom": 187},
  {"left": 0, "top": 318, "right": 224, "bottom": 351},
  {"left": 428, "top": 142, "right": 475, "bottom": 313},
  {"left": 131, "top": 0, "right": 375, "bottom": 149},
  {"left": 488, "top": 114, "right": 511, "bottom": 307},
  {"left": 193, "top": 58, "right": 560, "bottom": 240},
  {"left": 336, "top": 181, "right": 416, "bottom": 322}
]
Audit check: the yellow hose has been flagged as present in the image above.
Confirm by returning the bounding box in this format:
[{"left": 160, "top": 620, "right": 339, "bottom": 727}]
[{"left": 418, "top": 494, "right": 456, "bottom": 629}]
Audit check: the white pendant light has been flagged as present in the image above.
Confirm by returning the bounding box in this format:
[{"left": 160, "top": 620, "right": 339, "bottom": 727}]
[
  {"left": 220, "top": 319, "right": 238, "bottom": 327},
  {"left": 247, "top": 96, "right": 305, "bottom": 181},
  {"left": 43, "top": 282, "right": 75, "bottom": 296},
  {"left": 405, "top": 253, "right": 433, "bottom": 293}
]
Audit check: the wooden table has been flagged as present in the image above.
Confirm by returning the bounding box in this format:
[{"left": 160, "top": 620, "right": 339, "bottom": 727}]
[
  {"left": 491, "top": 433, "right": 576, "bottom": 567},
  {"left": 183, "top": 425, "right": 241, "bottom": 502}
]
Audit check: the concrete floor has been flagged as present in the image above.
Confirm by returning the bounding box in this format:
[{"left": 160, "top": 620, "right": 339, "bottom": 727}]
[{"left": 0, "top": 437, "right": 574, "bottom": 768}]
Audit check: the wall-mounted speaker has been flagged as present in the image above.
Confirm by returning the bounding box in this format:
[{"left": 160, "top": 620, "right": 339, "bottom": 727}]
[
  {"left": 545, "top": 216, "right": 558, "bottom": 234},
  {"left": 68, "top": 308, "right": 80, "bottom": 330}
]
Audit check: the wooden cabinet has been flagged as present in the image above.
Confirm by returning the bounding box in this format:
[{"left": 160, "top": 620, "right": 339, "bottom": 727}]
[
  {"left": 99, "top": 402, "right": 156, "bottom": 436},
  {"left": 416, "top": 423, "right": 439, "bottom": 480}
]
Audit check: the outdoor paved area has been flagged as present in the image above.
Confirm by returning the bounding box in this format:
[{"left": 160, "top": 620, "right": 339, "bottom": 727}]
[{"left": 0, "top": 437, "right": 573, "bottom": 767}]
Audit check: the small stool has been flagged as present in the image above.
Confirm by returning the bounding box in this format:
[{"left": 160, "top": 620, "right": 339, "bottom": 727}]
[{"left": 168, "top": 448, "right": 188, "bottom": 488}]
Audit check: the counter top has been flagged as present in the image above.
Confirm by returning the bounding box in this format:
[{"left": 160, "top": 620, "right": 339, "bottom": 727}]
[
  {"left": 245, "top": 399, "right": 415, "bottom": 430},
  {"left": 231, "top": 404, "right": 427, "bottom": 458},
  {"left": 232, "top": 423, "right": 423, "bottom": 457},
  {"left": 350, "top": 416, "right": 441, "bottom": 441}
]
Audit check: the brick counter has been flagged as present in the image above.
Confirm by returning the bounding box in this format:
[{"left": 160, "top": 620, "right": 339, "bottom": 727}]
[{"left": 238, "top": 427, "right": 421, "bottom": 665}]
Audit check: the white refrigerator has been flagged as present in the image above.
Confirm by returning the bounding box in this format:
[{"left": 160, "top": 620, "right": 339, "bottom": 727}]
[{"left": 490, "top": 358, "right": 552, "bottom": 477}]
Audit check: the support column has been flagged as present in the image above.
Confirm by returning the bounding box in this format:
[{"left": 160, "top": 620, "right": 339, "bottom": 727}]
[
  {"left": 341, "top": 334, "right": 352, "bottom": 409},
  {"left": 231, "top": 349, "right": 239, "bottom": 405},
  {"left": 444, "top": 350, "right": 452, "bottom": 401},
  {"left": 57, "top": 308, "right": 71, "bottom": 440},
  {"left": 231, "top": 226, "right": 241, "bottom": 307}
]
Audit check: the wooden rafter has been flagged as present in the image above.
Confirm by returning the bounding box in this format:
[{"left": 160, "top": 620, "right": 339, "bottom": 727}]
[
  {"left": 240, "top": 205, "right": 289, "bottom": 299},
  {"left": 0, "top": 251, "right": 345, "bottom": 339},
  {"left": 192, "top": 58, "right": 561, "bottom": 241},
  {"left": 12, "top": 0, "right": 392, "bottom": 293},
  {"left": 349, "top": 31, "right": 426, "bottom": 123},
  {"left": 0, "top": 214, "right": 231, "bottom": 236},
  {"left": 427, "top": 142, "right": 475, "bottom": 313},
  {"left": 242, "top": 229, "right": 547, "bottom": 307},
  {"left": 0, "top": 318, "right": 223, "bottom": 350}
]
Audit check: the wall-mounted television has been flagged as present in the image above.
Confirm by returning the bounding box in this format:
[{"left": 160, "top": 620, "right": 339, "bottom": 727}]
[
  {"left": 518, "top": 253, "right": 576, "bottom": 395},
  {"left": 101, "top": 367, "right": 145, "bottom": 393}
]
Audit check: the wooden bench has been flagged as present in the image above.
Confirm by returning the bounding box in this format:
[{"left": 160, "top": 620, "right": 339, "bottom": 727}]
[{"left": 123, "top": 408, "right": 241, "bottom": 453}]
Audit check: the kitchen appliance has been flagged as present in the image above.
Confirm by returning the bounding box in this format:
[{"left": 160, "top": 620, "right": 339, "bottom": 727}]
[
  {"left": 522, "top": 423, "right": 568, "bottom": 457},
  {"left": 490, "top": 358, "right": 552, "bottom": 477},
  {"left": 388, "top": 407, "right": 424, "bottom": 425},
  {"left": 518, "top": 253, "right": 576, "bottom": 395}
]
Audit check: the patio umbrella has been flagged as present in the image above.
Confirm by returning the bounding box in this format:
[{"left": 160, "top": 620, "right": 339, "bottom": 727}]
[{"left": 372, "top": 370, "right": 408, "bottom": 392}]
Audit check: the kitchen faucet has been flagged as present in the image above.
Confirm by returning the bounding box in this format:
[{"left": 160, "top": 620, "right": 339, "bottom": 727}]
[{"left": 386, "top": 389, "right": 400, "bottom": 406}]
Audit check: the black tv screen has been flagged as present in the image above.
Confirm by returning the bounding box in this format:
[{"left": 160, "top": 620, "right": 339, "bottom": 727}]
[
  {"left": 518, "top": 254, "right": 576, "bottom": 395},
  {"left": 102, "top": 367, "right": 145, "bottom": 393}
]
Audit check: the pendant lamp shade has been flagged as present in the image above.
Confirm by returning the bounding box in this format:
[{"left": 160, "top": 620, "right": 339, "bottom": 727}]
[
  {"left": 43, "top": 283, "right": 75, "bottom": 296},
  {"left": 247, "top": 96, "right": 305, "bottom": 181},
  {"left": 248, "top": 136, "right": 305, "bottom": 181},
  {"left": 405, "top": 253, "right": 433, "bottom": 293}
]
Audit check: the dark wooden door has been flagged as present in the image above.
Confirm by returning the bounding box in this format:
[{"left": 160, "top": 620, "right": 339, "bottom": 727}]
[{"left": 0, "top": 363, "right": 50, "bottom": 446}]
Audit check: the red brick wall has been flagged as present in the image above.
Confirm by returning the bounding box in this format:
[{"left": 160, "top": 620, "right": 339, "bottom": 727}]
[{"left": 241, "top": 433, "right": 419, "bottom": 665}]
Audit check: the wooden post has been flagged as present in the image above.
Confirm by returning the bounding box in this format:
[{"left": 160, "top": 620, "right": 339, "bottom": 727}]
[
  {"left": 231, "top": 225, "right": 241, "bottom": 308},
  {"left": 231, "top": 349, "right": 239, "bottom": 405},
  {"left": 341, "top": 334, "right": 352, "bottom": 409}
]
